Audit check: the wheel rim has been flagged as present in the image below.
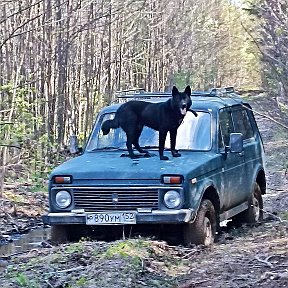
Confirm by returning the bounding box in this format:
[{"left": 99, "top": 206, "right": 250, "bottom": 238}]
[{"left": 203, "top": 217, "right": 213, "bottom": 246}]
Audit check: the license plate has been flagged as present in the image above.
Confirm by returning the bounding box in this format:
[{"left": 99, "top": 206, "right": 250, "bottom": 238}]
[{"left": 86, "top": 212, "right": 136, "bottom": 225}]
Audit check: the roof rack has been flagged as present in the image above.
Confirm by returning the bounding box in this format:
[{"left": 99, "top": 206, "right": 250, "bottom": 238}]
[
  {"left": 115, "top": 89, "right": 171, "bottom": 103},
  {"left": 210, "top": 86, "right": 235, "bottom": 96},
  {"left": 117, "top": 92, "right": 171, "bottom": 99},
  {"left": 115, "top": 88, "right": 145, "bottom": 95},
  {"left": 113, "top": 86, "right": 237, "bottom": 103}
]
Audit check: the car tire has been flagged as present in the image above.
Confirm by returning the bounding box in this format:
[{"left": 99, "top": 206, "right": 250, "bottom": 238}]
[
  {"left": 50, "top": 225, "right": 70, "bottom": 243},
  {"left": 50, "top": 225, "right": 86, "bottom": 243},
  {"left": 183, "top": 199, "right": 217, "bottom": 246},
  {"left": 232, "top": 183, "right": 263, "bottom": 225}
]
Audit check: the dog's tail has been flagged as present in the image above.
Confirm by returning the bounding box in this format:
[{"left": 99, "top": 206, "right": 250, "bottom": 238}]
[{"left": 101, "top": 117, "right": 119, "bottom": 135}]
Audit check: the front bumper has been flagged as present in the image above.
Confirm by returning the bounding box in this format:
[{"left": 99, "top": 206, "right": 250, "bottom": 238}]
[{"left": 42, "top": 209, "right": 195, "bottom": 225}]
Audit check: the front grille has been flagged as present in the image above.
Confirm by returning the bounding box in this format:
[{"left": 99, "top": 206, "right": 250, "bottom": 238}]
[{"left": 73, "top": 187, "right": 159, "bottom": 211}]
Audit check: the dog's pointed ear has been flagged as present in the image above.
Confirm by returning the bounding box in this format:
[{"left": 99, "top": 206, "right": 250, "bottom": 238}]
[
  {"left": 172, "top": 86, "right": 179, "bottom": 97},
  {"left": 184, "top": 85, "right": 191, "bottom": 96}
]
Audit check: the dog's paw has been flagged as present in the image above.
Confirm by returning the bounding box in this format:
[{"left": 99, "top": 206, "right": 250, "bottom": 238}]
[
  {"left": 130, "top": 154, "right": 140, "bottom": 159},
  {"left": 172, "top": 152, "right": 181, "bottom": 157},
  {"left": 144, "top": 153, "right": 151, "bottom": 158},
  {"left": 160, "top": 156, "right": 169, "bottom": 160}
]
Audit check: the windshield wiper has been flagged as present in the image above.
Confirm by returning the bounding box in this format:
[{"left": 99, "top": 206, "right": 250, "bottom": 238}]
[
  {"left": 141, "top": 146, "right": 170, "bottom": 151},
  {"left": 91, "top": 146, "right": 123, "bottom": 151},
  {"left": 141, "top": 145, "right": 159, "bottom": 149},
  {"left": 143, "top": 146, "right": 175, "bottom": 152}
]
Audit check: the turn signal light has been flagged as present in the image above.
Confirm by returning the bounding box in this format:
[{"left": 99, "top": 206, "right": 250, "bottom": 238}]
[
  {"left": 162, "top": 175, "right": 183, "bottom": 184},
  {"left": 54, "top": 176, "right": 72, "bottom": 184}
]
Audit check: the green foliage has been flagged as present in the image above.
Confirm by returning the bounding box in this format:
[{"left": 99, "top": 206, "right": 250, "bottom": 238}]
[
  {"left": 0, "top": 84, "right": 42, "bottom": 146},
  {"left": 174, "top": 72, "right": 193, "bottom": 90},
  {"left": 104, "top": 239, "right": 148, "bottom": 267},
  {"left": 76, "top": 276, "right": 88, "bottom": 286},
  {"left": 0, "top": 82, "right": 55, "bottom": 189},
  {"left": 28, "top": 171, "right": 48, "bottom": 192},
  {"left": 15, "top": 273, "right": 38, "bottom": 288},
  {"left": 64, "top": 242, "right": 86, "bottom": 254},
  {"left": 279, "top": 212, "right": 288, "bottom": 220}
]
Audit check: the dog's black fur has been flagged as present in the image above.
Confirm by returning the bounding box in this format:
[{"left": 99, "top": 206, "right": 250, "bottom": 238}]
[{"left": 101, "top": 86, "right": 197, "bottom": 160}]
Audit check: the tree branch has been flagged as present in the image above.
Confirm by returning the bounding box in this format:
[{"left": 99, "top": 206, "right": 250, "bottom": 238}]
[
  {"left": 0, "top": 144, "right": 21, "bottom": 149},
  {"left": 0, "top": 122, "right": 13, "bottom": 125}
]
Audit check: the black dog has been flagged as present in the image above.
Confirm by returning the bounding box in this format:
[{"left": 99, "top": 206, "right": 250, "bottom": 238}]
[{"left": 101, "top": 86, "right": 197, "bottom": 160}]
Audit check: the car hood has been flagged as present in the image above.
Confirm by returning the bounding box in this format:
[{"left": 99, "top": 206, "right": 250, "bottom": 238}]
[{"left": 50, "top": 151, "right": 221, "bottom": 181}]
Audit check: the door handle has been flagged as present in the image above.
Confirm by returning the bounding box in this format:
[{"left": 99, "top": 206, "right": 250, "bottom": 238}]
[{"left": 239, "top": 151, "right": 245, "bottom": 157}]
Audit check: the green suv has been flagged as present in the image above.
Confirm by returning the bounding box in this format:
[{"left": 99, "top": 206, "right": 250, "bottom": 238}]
[{"left": 42, "top": 87, "right": 266, "bottom": 246}]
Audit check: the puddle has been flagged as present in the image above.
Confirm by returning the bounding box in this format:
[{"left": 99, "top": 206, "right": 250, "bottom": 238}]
[{"left": 0, "top": 227, "right": 51, "bottom": 257}]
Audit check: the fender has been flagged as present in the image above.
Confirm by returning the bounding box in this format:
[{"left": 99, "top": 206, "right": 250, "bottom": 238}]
[
  {"left": 187, "top": 177, "right": 220, "bottom": 222},
  {"left": 250, "top": 163, "right": 266, "bottom": 195}
]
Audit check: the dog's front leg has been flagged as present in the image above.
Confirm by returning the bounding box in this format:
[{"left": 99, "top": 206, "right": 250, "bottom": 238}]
[
  {"left": 170, "top": 129, "right": 181, "bottom": 157},
  {"left": 159, "top": 130, "right": 169, "bottom": 160}
]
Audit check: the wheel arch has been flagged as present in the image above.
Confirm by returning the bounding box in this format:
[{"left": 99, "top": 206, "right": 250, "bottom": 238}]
[
  {"left": 202, "top": 186, "right": 220, "bottom": 217},
  {"left": 201, "top": 185, "right": 221, "bottom": 231},
  {"left": 256, "top": 169, "right": 266, "bottom": 195}
]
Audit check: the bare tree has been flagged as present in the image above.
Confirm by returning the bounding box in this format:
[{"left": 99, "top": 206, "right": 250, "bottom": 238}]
[{"left": 0, "top": 0, "right": 260, "bottom": 187}]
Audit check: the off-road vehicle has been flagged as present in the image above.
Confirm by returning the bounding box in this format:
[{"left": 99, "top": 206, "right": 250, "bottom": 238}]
[{"left": 42, "top": 87, "right": 266, "bottom": 246}]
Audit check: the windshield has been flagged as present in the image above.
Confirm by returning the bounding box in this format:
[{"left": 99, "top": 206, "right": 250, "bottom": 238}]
[{"left": 86, "top": 111, "right": 211, "bottom": 152}]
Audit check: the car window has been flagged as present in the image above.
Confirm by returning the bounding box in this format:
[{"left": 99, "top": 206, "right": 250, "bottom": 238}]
[
  {"left": 219, "top": 109, "right": 233, "bottom": 148},
  {"left": 86, "top": 111, "right": 212, "bottom": 151},
  {"left": 232, "top": 109, "right": 254, "bottom": 140}
]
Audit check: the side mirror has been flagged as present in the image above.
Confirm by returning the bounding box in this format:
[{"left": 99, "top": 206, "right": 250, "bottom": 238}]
[
  {"left": 69, "top": 135, "right": 82, "bottom": 154},
  {"left": 229, "top": 133, "right": 243, "bottom": 153}
]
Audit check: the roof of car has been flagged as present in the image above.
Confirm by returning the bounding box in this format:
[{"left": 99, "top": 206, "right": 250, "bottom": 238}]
[{"left": 100, "top": 88, "right": 249, "bottom": 114}]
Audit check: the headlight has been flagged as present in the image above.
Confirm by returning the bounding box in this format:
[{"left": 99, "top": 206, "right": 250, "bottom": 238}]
[
  {"left": 55, "top": 190, "right": 72, "bottom": 208},
  {"left": 164, "top": 190, "right": 181, "bottom": 209}
]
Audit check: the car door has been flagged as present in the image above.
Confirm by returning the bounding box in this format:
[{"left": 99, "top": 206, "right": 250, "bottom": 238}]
[
  {"left": 231, "top": 107, "right": 257, "bottom": 201},
  {"left": 218, "top": 108, "right": 247, "bottom": 210}
]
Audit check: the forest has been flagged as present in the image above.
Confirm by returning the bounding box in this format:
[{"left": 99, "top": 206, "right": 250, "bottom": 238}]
[{"left": 0, "top": 0, "right": 287, "bottom": 189}]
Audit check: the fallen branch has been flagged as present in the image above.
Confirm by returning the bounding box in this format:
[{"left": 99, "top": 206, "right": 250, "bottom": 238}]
[
  {"left": 261, "top": 271, "right": 288, "bottom": 280},
  {"left": 262, "top": 209, "right": 286, "bottom": 223},
  {"left": 266, "top": 187, "right": 286, "bottom": 192},
  {"left": 181, "top": 250, "right": 198, "bottom": 259},
  {"left": 0, "top": 109, "right": 12, "bottom": 113},
  {"left": 254, "top": 256, "right": 274, "bottom": 268},
  {"left": 55, "top": 266, "right": 86, "bottom": 274},
  {"left": 252, "top": 109, "right": 288, "bottom": 130},
  {"left": 45, "top": 280, "right": 55, "bottom": 288},
  {"left": 216, "top": 93, "right": 288, "bottom": 130}
]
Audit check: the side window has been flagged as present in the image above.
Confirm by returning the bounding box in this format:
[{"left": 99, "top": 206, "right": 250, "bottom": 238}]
[
  {"left": 219, "top": 109, "right": 233, "bottom": 149},
  {"left": 232, "top": 109, "right": 254, "bottom": 140}
]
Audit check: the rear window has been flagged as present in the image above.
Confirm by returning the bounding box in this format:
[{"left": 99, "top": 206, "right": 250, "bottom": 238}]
[
  {"left": 218, "top": 107, "right": 255, "bottom": 149},
  {"left": 232, "top": 109, "right": 254, "bottom": 140}
]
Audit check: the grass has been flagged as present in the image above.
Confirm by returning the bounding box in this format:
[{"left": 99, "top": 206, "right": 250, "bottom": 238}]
[
  {"left": 105, "top": 239, "right": 149, "bottom": 259},
  {"left": 3, "top": 191, "right": 26, "bottom": 203},
  {"left": 1, "top": 239, "right": 179, "bottom": 288},
  {"left": 64, "top": 242, "right": 86, "bottom": 254},
  {"left": 279, "top": 211, "right": 288, "bottom": 221},
  {"left": 15, "top": 273, "right": 38, "bottom": 288}
]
